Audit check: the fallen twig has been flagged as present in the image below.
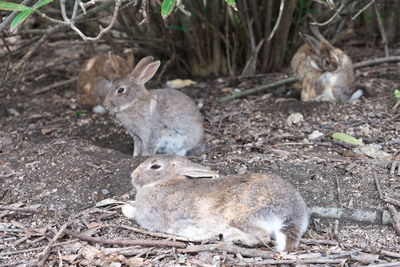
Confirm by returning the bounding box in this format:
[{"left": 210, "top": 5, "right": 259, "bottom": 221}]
[
  {"left": 120, "top": 224, "right": 195, "bottom": 242},
  {"left": 300, "top": 238, "right": 338, "bottom": 246},
  {"left": 237, "top": 258, "right": 345, "bottom": 265},
  {"left": 30, "top": 77, "right": 78, "bottom": 96},
  {"left": 0, "top": 240, "right": 76, "bottom": 257},
  {"left": 0, "top": 205, "right": 39, "bottom": 213},
  {"left": 37, "top": 221, "right": 70, "bottom": 266},
  {"left": 64, "top": 229, "right": 187, "bottom": 248},
  {"left": 220, "top": 56, "right": 400, "bottom": 102},
  {"left": 373, "top": 174, "right": 400, "bottom": 235},
  {"left": 179, "top": 243, "right": 275, "bottom": 259}
]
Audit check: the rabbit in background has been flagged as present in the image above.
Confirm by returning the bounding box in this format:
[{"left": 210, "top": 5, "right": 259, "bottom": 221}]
[
  {"left": 291, "top": 25, "right": 362, "bottom": 103},
  {"left": 76, "top": 51, "right": 134, "bottom": 113},
  {"left": 102, "top": 56, "right": 204, "bottom": 156},
  {"left": 124, "top": 156, "right": 309, "bottom": 252}
]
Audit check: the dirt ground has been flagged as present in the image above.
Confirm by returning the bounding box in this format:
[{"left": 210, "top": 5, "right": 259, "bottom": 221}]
[{"left": 0, "top": 41, "right": 400, "bottom": 266}]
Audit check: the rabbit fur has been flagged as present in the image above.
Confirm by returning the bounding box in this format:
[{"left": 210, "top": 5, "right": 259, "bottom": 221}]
[
  {"left": 76, "top": 51, "right": 134, "bottom": 113},
  {"left": 291, "top": 26, "right": 357, "bottom": 103},
  {"left": 103, "top": 56, "right": 204, "bottom": 156},
  {"left": 127, "top": 155, "right": 309, "bottom": 252}
]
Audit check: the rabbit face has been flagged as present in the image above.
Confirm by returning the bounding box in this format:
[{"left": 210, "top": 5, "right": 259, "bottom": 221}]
[
  {"left": 131, "top": 156, "right": 172, "bottom": 188},
  {"left": 131, "top": 156, "right": 218, "bottom": 189},
  {"left": 103, "top": 78, "right": 143, "bottom": 113}
]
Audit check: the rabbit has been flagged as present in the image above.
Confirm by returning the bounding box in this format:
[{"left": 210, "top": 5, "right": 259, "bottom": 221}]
[
  {"left": 291, "top": 25, "right": 360, "bottom": 103},
  {"left": 125, "top": 155, "right": 309, "bottom": 252},
  {"left": 103, "top": 56, "right": 204, "bottom": 157},
  {"left": 76, "top": 51, "right": 134, "bottom": 113}
]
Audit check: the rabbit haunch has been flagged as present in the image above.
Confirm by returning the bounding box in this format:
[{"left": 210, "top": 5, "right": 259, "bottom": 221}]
[
  {"left": 127, "top": 156, "right": 309, "bottom": 252},
  {"left": 291, "top": 26, "right": 359, "bottom": 103},
  {"left": 103, "top": 56, "right": 204, "bottom": 156}
]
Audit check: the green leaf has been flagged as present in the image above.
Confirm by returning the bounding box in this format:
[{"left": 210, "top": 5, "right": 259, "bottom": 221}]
[
  {"left": 0, "top": 1, "right": 32, "bottom": 11},
  {"left": 161, "top": 0, "right": 176, "bottom": 18},
  {"left": 332, "top": 132, "right": 364, "bottom": 146},
  {"left": 394, "top": 89, "right": 400, "bottom": 99},
  {"left": 224, "top": 0, "right": 237, "bottom": 10},
  {"left": 10, "top": 9, "right": 33, "bottom": 29},
  {"left": 75, "top": 110, "right": 88, "bottom": 116},
  {"left": 35, "top": 0, "right": 53, "bottom": 9}
]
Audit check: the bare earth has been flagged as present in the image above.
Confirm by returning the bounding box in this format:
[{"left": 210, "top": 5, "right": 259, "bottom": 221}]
[{"left": 0, "top": 43, "right": 399, "bottom": 266}]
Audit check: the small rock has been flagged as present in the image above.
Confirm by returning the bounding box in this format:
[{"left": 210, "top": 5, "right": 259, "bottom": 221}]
[
  {"left": 7, "top": 108, "right": 20, "bottom": 116},
  {"left": 353, "top": 144, "right": 391, "bottom": 160},
  {"left": 286, "top": 113, "right": 304, "bottom": 127},
  {"left": 101, "top": 189, "right": 110, "bottom": 195},
  {"left": 308, "top": 130, "right": 324, "bottom": 140}
]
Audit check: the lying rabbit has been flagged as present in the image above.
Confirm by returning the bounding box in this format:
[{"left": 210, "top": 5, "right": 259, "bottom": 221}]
[
  {"left": 291, "top": 25, "right": 360, "bottom": 102},
  {"left": 103, "top": 56, "right": 204, "bottom": 156},
  {"left": 125, "top": 156, "right": 309, "bottom": 252},
  {"left": 76, "top": 51, "right": 134, "bottom": 113}
]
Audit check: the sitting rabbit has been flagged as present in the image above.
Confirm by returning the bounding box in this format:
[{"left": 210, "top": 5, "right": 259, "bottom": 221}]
[
  {"left": 125, "top": 156, "right": 309, "bottom": 252},
  {"left": 76, "top": 51, "right": 134, "bottom": 113},
  {"left": 291, "top": 25, "right": 360, "bottom": 102},
  {"left": 103, "top": 56, "right": 204, "bottom": 156}
]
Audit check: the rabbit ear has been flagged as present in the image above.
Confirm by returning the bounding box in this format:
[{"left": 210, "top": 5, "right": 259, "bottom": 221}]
[
  {"left": 108, "top": 51, "right": 124, "bottom": 73},
  {"left": 130, "top": 56, "right": 154, "bottom": 77},
  {"left": 299, "top": 32, "right": 321, "bottom": 52},
  {"left": 136, "top": 60, "right": 161, "bottom": 85},
  {"left": 173, "top": 161, "right": 219, "bottom": 179},
  {"left": 126, "top": 50, "right": 135, "bottom": 71}
]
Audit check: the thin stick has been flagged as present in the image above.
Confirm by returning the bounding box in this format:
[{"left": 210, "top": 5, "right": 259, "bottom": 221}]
[
  {"left": 267, "top": 0, "right": 284, "bottom": 41},
  {"left": 236, "top": 258, "right": 345, "bottom": 265},
  {"left": 220, "top": 56, "right": 400, "bottom": 102},
  {"left": 37, "top": 222, "right": 69, "bottom": 266},
  {"left": 387, "top": 205, "right": 400, "bottom": 236},
  {"left": 64, "top": 229, "right": 187, "bottom": 248},
  {"left": 30, "top": 77, "right": 78, "bottom": 96},
  {"left": 120, "top": 225, "right": 195, "bottom": 242},
  {"left": 300, "top": 238, "right": 338, "bottom": 246},
  {"left": 219, "top": 77, "right": 298, "bottom": 102},
  {"left": 0, "top": 240, "right": 76, "bottom": 257},
  {"left": 0, "top": 205, "right": 39, "bottom": 213}
]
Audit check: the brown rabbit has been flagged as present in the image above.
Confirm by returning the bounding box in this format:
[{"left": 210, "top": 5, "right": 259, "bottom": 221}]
[
  {"left": 76, "top": 51, "right": 134, "bottom": 113},
  {"left": 291, "top": 25, "right": 359, "bottom": 103},
  {"left": 125, "top": 156, "right": 309, "bottom": 252}
]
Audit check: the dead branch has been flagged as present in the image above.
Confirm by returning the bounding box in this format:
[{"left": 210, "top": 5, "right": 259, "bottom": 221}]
[
  {"left": 387, "top": 205, "right": 400, "bottom": 236},
  {"left": 236, "top": 258, "right": 345, "bottom": 265},
  {"left": 353, "top": 56, "right": 400, "bottom": 69},
  {"left": 300, "top": 238, "right": 338, "bottom": 246},
  {"left": 373, "top": 174, "right": 400, "bottom": 235},
  {"left": 219, "top": 77, "right": 298, "bottom": 102},
  {"left": 119, "top": 224, "right": 195, "bottom": 242},
  {"left": 64, "top": 229, "right": 187, "bottom": 248},
  {"left": 37, "top": 221, "right": 69, "bottom": 266},
  {"left": 30, "top": 77, "right": 78, "bottom": 96},
  {"left": 0, "top": 205, "right": 39, "bottom": 213},
  {"left": 179, "top": 243, "right": 276, "bottom": 259},
  {"left": 267, "top": 0, "right": 284, "bottom": 41},
  {"left": 220, "top": 56, "right": 400, "bottom": 102},
  {"left": 0, "top": 240, "right": 76, "bottom": 257}
]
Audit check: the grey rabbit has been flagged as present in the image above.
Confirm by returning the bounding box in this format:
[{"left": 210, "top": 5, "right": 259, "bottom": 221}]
[
  {"left": 125, "top": 155, "right": 309, "bottom": 252},
  {"left": 102, "top": 56, "right": 204, "bottom": 156}
]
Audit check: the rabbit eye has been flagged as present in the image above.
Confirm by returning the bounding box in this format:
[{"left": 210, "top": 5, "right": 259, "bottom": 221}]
[
  {"left": 150, "top": 164, "right": 161, "bottom": 170},
  {"left": 117, "top": 87, "right": 126, "bottom": 94}
]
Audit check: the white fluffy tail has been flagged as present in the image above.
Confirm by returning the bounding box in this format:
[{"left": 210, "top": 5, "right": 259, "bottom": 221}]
[{"left": 349, "top": 89, "right": 363, "bottom": 101}]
